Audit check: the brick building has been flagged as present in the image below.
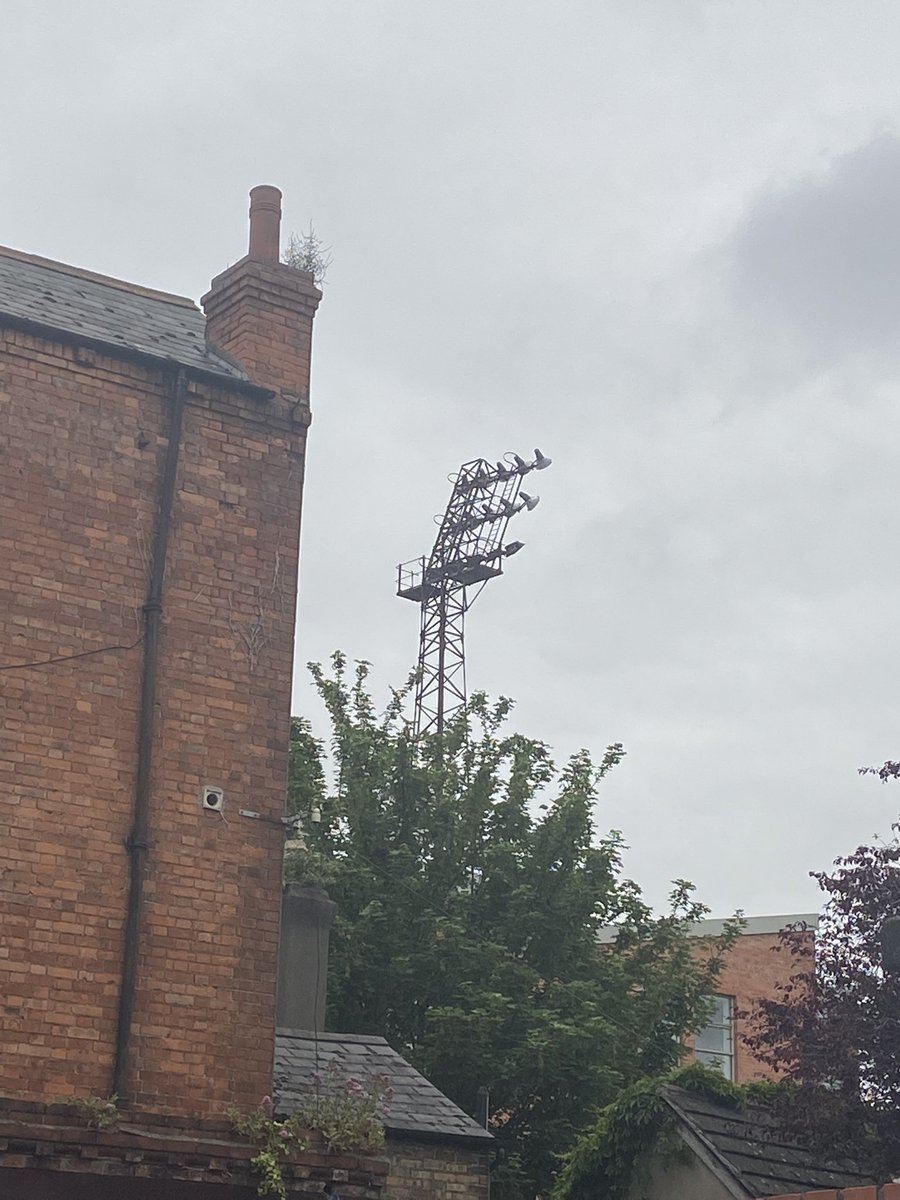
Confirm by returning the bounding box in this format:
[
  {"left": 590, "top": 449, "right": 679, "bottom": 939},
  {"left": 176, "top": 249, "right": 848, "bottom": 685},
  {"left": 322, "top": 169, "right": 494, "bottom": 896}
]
[
  {"left": 687, "top": 913, "right": 817, "bottom": 1084},
  {"left": 598, "top": 911, "right": 817, "bottom": 1084},
  {"left": 0, "top": 187, "right": 495, "bottom": 1200},
  {"left": 0, "top": 187, "right": 390, "bottom": 1196}
]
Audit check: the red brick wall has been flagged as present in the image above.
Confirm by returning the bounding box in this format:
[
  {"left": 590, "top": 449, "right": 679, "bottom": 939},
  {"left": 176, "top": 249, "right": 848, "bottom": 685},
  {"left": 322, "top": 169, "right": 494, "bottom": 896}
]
[
  {"left": 0, "top": 265, "right": 314, "bottom": 1116},
  {"left": 691, "top": 924, "right": 814, "bottom": 1083},
  {"left": 202, "top": 255, "right": 319, "bottom": 400}
]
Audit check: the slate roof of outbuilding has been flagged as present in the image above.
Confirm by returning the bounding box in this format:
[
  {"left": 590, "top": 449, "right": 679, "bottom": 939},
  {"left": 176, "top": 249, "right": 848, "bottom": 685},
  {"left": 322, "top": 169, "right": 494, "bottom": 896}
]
[
  {"left": 274, "top": 1029, "right": 494, "bottom": 1147},
  {"left": 663, "top": 1085, "right": 875, "bottom": 1198},
  {"left": 0, "top": 245, "right": 248, "bottom": 383}
]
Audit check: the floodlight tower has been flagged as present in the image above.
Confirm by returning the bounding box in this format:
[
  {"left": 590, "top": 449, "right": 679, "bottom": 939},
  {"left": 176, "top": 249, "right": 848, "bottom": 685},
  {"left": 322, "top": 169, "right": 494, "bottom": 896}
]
[{"left": 397, "top": 448, "right": 552, "bottom": 736}]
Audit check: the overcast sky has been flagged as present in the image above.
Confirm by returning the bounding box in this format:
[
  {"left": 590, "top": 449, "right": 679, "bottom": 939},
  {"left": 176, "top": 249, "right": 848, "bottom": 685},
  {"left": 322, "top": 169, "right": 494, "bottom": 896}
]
[{"left": 8, "top": 1, "right": 900, "bottom": 917}]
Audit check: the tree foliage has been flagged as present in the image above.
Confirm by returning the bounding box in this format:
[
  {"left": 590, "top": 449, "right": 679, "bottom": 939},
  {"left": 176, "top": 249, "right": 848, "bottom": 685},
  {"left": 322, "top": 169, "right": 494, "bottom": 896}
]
[
  {"left": 286, "top": 653, "right": 738, "bottom": 1199},
  {"left": 746, "top": 822, "right": 900, "bottom": 1180}
]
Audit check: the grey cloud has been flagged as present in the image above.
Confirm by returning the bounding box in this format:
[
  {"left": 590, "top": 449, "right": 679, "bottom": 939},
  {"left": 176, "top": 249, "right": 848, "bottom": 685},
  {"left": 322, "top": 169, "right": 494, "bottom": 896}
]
[
  {"left": 10, "top": 1, "right": 900, "bottom": 920},
  {"left": 731, "top": 134, "right": 900, "bottom": 368}
]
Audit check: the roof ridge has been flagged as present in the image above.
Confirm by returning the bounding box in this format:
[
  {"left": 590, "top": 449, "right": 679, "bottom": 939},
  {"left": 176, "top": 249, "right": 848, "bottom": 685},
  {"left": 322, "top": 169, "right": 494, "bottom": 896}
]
[
  {"left": 0, "top": 245, "right": 198, "bottom": 309},
  {"left": 662, "top": 1090, "right": 753, "bottom": 1197},
  {"left": 275, "top": 1027, "right": 390, "bottom": 1046}
]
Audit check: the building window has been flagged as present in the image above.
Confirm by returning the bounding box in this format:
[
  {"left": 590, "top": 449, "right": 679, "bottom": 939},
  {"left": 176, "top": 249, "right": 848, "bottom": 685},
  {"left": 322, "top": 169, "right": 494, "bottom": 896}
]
[{"left": 694, "top": 994, "right": 735, "bottom": 1080}]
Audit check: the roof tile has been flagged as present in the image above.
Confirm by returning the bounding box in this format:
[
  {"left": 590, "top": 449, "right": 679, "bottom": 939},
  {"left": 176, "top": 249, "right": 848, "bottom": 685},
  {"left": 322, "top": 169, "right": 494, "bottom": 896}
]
[
  {"left": 274, "top": 1029, "right": 493, "bottom": 1146},
  {"left": 0, "top": 247, "right": 247, "bottom": 383},
  {"left": 664, "top": 1086, "right": 875, "bottom": 1197}
]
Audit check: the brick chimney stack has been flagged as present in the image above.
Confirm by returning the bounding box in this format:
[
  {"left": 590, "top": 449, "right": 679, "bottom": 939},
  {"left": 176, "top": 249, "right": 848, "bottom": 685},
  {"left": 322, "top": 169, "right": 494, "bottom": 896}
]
[{"left": 202, "top": 185, "right": 321, "bottom": 398}]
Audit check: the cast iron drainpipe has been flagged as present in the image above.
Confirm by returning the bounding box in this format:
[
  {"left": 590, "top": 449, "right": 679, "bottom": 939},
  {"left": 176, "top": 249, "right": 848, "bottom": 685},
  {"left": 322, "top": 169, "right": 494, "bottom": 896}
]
[{"left": 113, "top": 367, "right": 187, "bottom": 1101}]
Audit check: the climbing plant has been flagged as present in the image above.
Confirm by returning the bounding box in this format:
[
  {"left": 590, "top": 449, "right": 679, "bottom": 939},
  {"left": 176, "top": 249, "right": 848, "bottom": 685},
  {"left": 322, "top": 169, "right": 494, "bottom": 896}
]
[{"left": 553, "top": 1063, "right": 787, "bottom": 1200}]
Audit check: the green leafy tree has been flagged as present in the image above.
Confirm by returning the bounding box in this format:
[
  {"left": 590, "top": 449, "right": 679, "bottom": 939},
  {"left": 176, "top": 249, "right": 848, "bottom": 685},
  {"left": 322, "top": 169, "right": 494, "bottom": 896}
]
[{"left": 286, "top": 654, "right": 738, "bottom": 1199}]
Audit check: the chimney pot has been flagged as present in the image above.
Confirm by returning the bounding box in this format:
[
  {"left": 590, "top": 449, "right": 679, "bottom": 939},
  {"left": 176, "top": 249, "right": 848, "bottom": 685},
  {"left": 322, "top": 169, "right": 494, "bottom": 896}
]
[{"left": 248, "top": 185, "right": 283, "bottom": 264}]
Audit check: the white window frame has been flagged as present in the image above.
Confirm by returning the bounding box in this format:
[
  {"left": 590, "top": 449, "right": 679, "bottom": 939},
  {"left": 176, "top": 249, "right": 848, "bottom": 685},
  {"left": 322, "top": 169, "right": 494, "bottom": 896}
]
[{"left": 694, "top": 994, "right": 735, "bottom": 1081}]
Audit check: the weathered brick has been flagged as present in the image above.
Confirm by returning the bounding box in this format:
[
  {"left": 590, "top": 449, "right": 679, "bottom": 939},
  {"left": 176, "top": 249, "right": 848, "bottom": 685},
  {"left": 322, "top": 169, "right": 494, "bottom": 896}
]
[
  {"left": 0, "top": 198, "right": 319, "bottom": 1119},
  {"left": 386, "top": 1142, "right": 490, "bottom": 1200}
]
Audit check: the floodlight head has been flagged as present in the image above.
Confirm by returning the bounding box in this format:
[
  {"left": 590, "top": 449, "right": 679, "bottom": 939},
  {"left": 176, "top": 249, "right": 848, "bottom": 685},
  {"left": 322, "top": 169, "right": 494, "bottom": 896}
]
[
  {"left": 504, "top": 541, "right": 525, "bottom": 557},
  {"left": 533, "top": 448, "right": 552, "bottom": 470},
  {"left": 513, "top": 454, "right": 528, "bottom": 471},
  {"left": 520, "top": 492, "right": 540, "bottom": 511}
]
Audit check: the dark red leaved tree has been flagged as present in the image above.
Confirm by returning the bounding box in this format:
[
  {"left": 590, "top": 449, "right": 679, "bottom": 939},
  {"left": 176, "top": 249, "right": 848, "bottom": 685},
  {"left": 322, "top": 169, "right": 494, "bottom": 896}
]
[{"left": 747, "top": 799, "right": 900, "bottom": 1177}]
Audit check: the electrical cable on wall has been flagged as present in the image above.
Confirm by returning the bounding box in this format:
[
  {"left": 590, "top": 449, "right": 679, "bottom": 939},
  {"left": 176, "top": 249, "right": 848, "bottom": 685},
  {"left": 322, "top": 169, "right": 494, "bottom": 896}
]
[{"left": 0, "top": 635, "right": 143, "bottom": 671}]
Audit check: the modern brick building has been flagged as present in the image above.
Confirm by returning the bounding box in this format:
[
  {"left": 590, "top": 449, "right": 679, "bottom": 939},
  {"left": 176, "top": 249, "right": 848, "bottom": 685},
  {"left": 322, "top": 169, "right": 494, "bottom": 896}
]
[
  {"left": 598, "top": 911, "right": 817, "bottom": 1085},
  {"left": 688, "top": 913, "right": 817, "bottom": 1084}
]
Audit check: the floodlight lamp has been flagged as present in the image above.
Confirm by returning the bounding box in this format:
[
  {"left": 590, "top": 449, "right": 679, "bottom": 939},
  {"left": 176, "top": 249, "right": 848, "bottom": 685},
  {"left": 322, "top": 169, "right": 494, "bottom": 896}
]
[
  {"left": 519, "top": 492, "right": 540, "bottom": 511},
  {"left": 504, "top": 541, "right": 525, "bottom": 557},
  {"left": 533, "top": 448, "right": 552, "bottom": 470},
  {"left": 505, "top": 452, "right": 529, "bottom": 472}
]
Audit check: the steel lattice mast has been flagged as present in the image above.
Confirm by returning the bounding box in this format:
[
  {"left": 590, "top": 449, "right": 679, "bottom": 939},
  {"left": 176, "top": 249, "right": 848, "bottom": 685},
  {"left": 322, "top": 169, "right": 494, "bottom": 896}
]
[{"left": 397, "top": 449, "right": 551, "bottom": 735}]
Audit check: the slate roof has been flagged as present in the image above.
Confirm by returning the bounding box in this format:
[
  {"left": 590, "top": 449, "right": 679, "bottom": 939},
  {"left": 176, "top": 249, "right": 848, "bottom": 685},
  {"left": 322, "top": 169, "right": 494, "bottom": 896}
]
[
  {"left": 274, "top": 1029, "right": 494, "bottom": 1148},
  {"left": 0, "top": 246, "right": 248, "bottom": 383},
  {"left": 664, "top": 1084, "right": 875, "bottom": 1198}
]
